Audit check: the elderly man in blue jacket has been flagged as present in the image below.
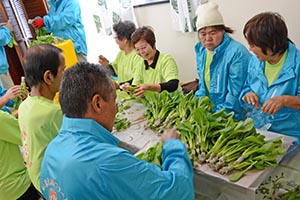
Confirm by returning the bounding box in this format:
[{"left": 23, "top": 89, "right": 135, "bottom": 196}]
[
  {"left": 40, "top": 63, "right": 194, "bottom": 200},
  {"left": 33, "top": 0, "right": 87, "bottom": 62}
]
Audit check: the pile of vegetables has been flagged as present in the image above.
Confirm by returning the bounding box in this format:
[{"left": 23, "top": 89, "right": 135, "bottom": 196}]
[
  {"left": 136, "top": 91, "right": 287, "bottom": 182},
  {"left": 29, "top": 27, "right": 64, "bottom": 47}
]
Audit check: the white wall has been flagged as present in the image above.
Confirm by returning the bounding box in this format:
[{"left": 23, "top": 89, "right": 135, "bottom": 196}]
[
  {"left": 215, "top": 0, "right": 300, "bottom": 47},
  {"left": 133, "top": 3, "right": 199, "bottom": 83},
  {"left": 81, "top": 0, "right": 300, "bottom": 83}
]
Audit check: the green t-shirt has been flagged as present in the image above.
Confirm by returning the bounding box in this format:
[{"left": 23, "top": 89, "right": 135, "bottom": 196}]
[
  {"left": 112, "top": 50, "right": 143, "bottom": 83},
  {"left": 265, "top": 50, "right": 287, "bottom": 87},
  {"left": 204, "top": 51, "right": 214, "bottom": 91},
  {"left": 18, "top": 95, "right": 63, "bottom": 191},
  {"left": 132, "top": 53, "right": 179, "bottom": 86},
  {"left": 0, "top": 110, "right": 31, "bottom": 200}
]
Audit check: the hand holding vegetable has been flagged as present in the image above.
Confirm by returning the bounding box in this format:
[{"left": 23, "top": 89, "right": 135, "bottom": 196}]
[
  {"left": 3, "top": 85, "right": 22, "bottom": 100},
  {"left": 33, "top": 17, "right": 44, "bottom": 29},
  {"left": 120, "top": 82, "right": 131, "bottom": 92},
  {"left": 161, "top": 128, "right": 180, "bottom": 143},
  {"left": 0, "top": 85, "right": 27, "bottom": 108}
]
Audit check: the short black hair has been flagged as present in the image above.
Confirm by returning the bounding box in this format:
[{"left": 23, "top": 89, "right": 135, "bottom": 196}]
[
  {"left": 22, "top": 44, "right": 62, "bottom": 87},
  {"left": 243, "top": 12, "right": 289, "bottom": 55},
  {"left": 59, "top": 62, "right": 115, "bottom": 118}
]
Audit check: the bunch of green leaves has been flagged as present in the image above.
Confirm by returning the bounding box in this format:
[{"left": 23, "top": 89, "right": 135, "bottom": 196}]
[
  {"left": 29, "top": 27, "right": 64, "bottom": 47},
  {"left": 281, "top": 185, "right": 300, "bottom": 200},
  {"left": 113, "top": 101, "right": 131, "bottom": 131},
  {"left": 8, "top": 32, "right": 18, "bottom": 48},
  {"left": 136, "top": 142, "right": 163, "bottom": 167},
  {"left": 114, "top": 113, "right": 131, "bottom": 131},
  {"left": 134, "top": 90, "right": 287, "bottom": 182}
]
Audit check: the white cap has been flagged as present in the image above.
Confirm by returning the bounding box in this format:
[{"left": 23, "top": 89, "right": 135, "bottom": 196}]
[{"left": 196, "top": 2, "right": 224, "bottom": 31}]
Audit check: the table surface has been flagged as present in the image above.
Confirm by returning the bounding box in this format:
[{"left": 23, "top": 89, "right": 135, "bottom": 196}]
[{"left": 113, "top": 101, "right": 298, "bottom": 200}]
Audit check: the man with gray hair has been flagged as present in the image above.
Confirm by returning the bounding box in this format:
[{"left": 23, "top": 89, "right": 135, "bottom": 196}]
[{"left": 40, "top": 62, "right": 194, "bottom": 200}]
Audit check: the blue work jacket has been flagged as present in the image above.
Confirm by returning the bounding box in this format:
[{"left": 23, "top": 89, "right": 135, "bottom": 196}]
[
  {"left": 0, "top": 85, "right": 14, "bottom": 113},
  {"left": 240, "top": 42, "right": 300, "bottom": 139},
  {"left": 44, "top": 0, "right": 87, "bottom": 55},
  {"left": 195, "top": 33, "right": 251, "bottom": 120},
  {"left": 40, "top": 116, "right": 194, "bottom": 200},
  {"left": 0, "top": 26, "right": 12, "bottom": 74}
]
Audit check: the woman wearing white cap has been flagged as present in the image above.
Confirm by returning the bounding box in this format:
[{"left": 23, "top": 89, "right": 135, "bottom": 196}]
[{"left": 194, "top": 2, "right": 251, "bottom": 120}]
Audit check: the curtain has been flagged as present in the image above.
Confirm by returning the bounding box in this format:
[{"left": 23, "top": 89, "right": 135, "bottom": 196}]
[
  {"left": 170, "top": 0, "right": 202, "bottom": 32},
  {"left": 94, "top": 0, "right": 137, "bottom": 36}
]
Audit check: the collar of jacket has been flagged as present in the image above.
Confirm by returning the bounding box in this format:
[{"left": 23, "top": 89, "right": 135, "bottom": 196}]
[
  {"left": 253, "top": 42, "right": 298, "bottom": 86},
  {"left": 272, "top": 42, "right": 298, "bottom": 85},
  {"left": 213, "top": 32, "right": 231, "bottom": 55},
  {"left": 144, "top": 50, "right": 160, "bottom": 70},
  {"left": 60, "top": 115, "right": 120, "bottom": 146}
]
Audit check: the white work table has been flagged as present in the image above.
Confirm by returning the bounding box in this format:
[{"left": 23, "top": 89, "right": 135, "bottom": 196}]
[{"left": 113, "top": 101, "right": 299, "bottom": 200}]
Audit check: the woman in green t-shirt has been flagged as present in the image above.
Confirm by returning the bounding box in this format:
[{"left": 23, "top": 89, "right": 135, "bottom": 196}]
[{"left": 122, "top": 26, "right": 180, "bottom": 98}]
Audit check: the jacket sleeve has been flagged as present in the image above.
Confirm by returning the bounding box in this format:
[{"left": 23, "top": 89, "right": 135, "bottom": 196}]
[
  {"left": 194, "top": 42, "right": 207, "bottom": 98},
  {"left": 97, "top": 139, "right": 194, "bottom": 200},
  {"left": 0, "top": 86, "right": 15, "bottom": 109},
  {"left": 43, "top": 1, "right": 81, "bottom": 31},
  {"left": 215, "top": 45, "right": 251, "bottom": 119},
  {"left": 0, "top": 26, "right": 12, "bottom": 46},
  {"left": 239, "top": 56, "right": 256, "bottom": 108}
]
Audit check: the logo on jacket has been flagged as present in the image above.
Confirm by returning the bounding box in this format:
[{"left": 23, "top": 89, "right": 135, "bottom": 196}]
[{"left": 50, "top": 188, "right": 58, "bottom": 200}]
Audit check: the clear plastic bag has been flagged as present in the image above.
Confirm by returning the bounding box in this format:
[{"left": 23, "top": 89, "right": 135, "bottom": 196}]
[{"left": 244, "top": 104, "right": 274, "bottom": 130}]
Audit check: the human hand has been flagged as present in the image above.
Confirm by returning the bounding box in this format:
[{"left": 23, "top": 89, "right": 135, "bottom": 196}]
[
  {"left": 33, "top": 17, "right": 44, "bottom": 29},
  {"left": 161, "top": 128, "right": 180, "bottom": 143},
  {"left": 3, "top": 85, "right": 22, "bottom": 101},
  {"left": 261, "top": 96, "right": 284, "bottom": 115},
  {"left": 134, "top": 84, "right": 148, "bottom": 98},
  {"left": 98, "top": 55, "right": 109, "bottom": 67},
  {"left": 242, "top": 92, "right": 260, "bottom": 108},
  {"left": 120, "top": 82, "right": 130, "bottom": 92}
]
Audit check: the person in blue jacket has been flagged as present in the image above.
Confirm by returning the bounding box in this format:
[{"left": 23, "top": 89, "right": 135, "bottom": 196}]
[
  {"left": 0, "top": 84, "right": 24, "bottom": 114},
  {"left": 0, "top": 21, "right": 15, "bottom": 89},
  {"left": 240, "top": 12, "right": 300, "bottom": 140},
  {"left": 194, "top": 2, "right": 251, "bottom": 120},
  {"left": 40, "top": 62, "right": 194, "bottom": 200},
  {"left": 33, "top": 0, "right": 87, "bottom": 62}
]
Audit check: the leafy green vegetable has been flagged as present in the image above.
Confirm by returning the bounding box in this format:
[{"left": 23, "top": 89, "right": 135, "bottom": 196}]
[
  {"left": 114, "top": 113, "right": 131, "bottom": 131},
  {"left": 8, "top": 32, "right": 18, "bottom": 48},
  {"left": 29, "top": 28, "right": 64, "bottom": 47},
  {"left": 136, "top": 142, "right": 163, "bottom": 167},
  {"left": 132, "top": 90, "right": 287, "bottom": 182}
]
